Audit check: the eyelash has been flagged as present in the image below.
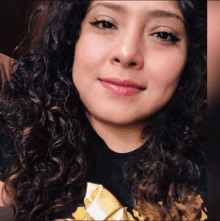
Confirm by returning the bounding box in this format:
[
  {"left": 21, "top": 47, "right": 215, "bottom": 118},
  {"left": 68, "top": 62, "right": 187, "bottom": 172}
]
[
  {"left": 89, "top": 18, "right": 180, "bottom": 43},
  {"left": 152, "top": 31, "right": 180, "bottom": 43},
  {"left": 90, "top": 18, "right": 117, "bottom": 31}
]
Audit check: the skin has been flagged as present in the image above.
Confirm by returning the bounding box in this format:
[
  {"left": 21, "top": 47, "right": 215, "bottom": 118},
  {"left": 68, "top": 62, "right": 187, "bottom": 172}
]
[
  {"left": 0, "top": 53, "right": 13, "bottom": 100},
  {"left": 208, "top": 1, "right": 220, "bottom": 108},
  {"left": 0, "top": 181, "right": 9, "bottom": 207},
  {"left": 72, "top": 1, "right": 187, "bottom": 153}
]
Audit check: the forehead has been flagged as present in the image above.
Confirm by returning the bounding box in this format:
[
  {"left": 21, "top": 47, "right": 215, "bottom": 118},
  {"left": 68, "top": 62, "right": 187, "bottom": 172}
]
[{"left": 88, "top": 1, "right": 183, "bottom": 21}]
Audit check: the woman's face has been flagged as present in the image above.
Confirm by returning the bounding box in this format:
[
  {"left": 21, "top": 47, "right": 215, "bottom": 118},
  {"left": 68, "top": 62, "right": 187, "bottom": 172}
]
[{"left": 72, "top": 1, "right": 187, "bottom": 126}]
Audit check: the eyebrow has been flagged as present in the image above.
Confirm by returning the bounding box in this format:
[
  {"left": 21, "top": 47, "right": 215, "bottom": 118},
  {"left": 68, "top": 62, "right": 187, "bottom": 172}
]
[{"left": 87, "top": 2, "right": 185, "bottom": 25}]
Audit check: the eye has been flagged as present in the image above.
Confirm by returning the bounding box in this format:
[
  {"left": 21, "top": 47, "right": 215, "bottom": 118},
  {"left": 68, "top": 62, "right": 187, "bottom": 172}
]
[
  {"left": 89, "top": 18, "right": 117, "bottom": 31},
  {"left": 152, "top": 31, "right": 180, "bottom": 43}
]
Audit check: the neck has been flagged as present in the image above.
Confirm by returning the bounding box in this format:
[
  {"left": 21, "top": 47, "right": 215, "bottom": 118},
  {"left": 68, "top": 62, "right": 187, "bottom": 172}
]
[{"left": 87, "top": 115, "right": 147, "bottom": 153}]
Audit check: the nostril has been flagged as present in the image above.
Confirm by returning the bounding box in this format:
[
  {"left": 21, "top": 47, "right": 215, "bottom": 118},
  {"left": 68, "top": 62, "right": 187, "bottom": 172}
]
[
  {"left": 115, "top": 58, "right": 120, "bottom": 62},
  {"left": 129, "top": 62, "right": 136, "bottom": 66}
]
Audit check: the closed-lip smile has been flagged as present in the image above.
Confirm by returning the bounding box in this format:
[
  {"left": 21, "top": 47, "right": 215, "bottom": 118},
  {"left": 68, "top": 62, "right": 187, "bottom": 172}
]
[
  {"left": 99, "top": 78, "right": 145, "bottom": 97},
  {"left": 99, "top": 78, "right": 145, "bottom": 90}
]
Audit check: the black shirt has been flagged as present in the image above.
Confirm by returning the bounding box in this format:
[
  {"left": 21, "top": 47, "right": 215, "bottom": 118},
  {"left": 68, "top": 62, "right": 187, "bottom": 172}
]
[{"left": 0, "top": 128, "right": 207, "bottom": 220}]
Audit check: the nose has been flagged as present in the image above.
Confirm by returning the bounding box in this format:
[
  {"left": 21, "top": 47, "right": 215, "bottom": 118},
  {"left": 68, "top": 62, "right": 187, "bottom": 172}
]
[{"left": 110, "top": 29, "right": 144, "bottom": 71}]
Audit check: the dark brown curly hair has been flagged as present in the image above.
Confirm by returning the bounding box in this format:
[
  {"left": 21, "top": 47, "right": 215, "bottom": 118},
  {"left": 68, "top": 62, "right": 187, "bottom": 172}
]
[{"left": 0, "top": 0, "right": 207, "bottom": 220}]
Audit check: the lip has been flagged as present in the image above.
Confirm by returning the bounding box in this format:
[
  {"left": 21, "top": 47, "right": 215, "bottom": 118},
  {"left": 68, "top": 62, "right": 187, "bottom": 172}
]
[
  {"left": 100, "top": 78, "right": 145, "bottom": 89},
  {"left": 100, "top": 78, "right": 145, "bottom": 97}
]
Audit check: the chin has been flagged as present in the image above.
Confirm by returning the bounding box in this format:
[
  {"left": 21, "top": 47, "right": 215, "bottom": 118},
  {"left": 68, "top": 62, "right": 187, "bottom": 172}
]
[{"left": 88, "top": 110, "right": 148, "bottom": 127}]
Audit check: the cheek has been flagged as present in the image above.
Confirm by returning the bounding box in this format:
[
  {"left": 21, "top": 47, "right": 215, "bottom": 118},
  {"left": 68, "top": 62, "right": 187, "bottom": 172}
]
[
  {"left": 72, "top": 34, "right": 108, "bottom": 93},
  {"left": 147, "top": 48, "right": 186, "bottom": 88},
  {"left": 75, "top": 33, "right": 108, "bottom": 69}
]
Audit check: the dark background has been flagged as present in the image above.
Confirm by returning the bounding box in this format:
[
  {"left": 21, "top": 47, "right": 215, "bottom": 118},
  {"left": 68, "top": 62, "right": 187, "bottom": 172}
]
[
  {"left": 0, "top": 1, "right": 37, "bottom": 59},
  {"left": 0, "top": 1, "right": 220, "bottom": 220}
]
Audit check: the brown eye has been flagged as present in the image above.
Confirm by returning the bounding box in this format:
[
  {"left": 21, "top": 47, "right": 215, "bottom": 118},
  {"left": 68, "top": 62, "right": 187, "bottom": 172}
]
[
  {"left": 90, "top": 19, "right": 116, "bottom": 30},
  {"left": 153, "top": 31, "right": 180, "bottom": 43},
  {"left": 157, "top": 32, "right": 169, "bottom": 40}
]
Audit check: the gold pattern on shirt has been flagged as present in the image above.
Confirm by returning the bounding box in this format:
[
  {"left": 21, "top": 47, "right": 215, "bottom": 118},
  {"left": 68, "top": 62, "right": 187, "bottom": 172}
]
[{"left": 53, "top": 182, "right": 207, "bottom": 221}]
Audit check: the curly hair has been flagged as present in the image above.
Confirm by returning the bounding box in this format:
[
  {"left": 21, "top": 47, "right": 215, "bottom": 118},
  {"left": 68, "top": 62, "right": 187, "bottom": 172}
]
[{"left": 0, "top": 0, "right": 207, "bottom": 220}]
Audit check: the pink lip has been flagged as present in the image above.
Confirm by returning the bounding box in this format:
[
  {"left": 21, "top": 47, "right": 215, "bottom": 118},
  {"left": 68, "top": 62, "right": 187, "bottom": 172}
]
[
  {"left": 101, "top": 78, "right": 144, "bottom": 88},
  {"left": 100, "top": 78, "right": 145, "bottom": 97}
]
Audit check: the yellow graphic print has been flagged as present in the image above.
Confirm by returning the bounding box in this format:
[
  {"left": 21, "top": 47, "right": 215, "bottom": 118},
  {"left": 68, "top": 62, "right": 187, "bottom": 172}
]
[{"left": 54, "top": 182, "right": 207, "bottom": 221}]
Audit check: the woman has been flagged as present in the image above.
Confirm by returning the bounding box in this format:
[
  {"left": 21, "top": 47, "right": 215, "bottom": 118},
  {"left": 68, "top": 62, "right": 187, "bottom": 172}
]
[{"left": 0, "top": 0, "right": 207, "bottom": 220}]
